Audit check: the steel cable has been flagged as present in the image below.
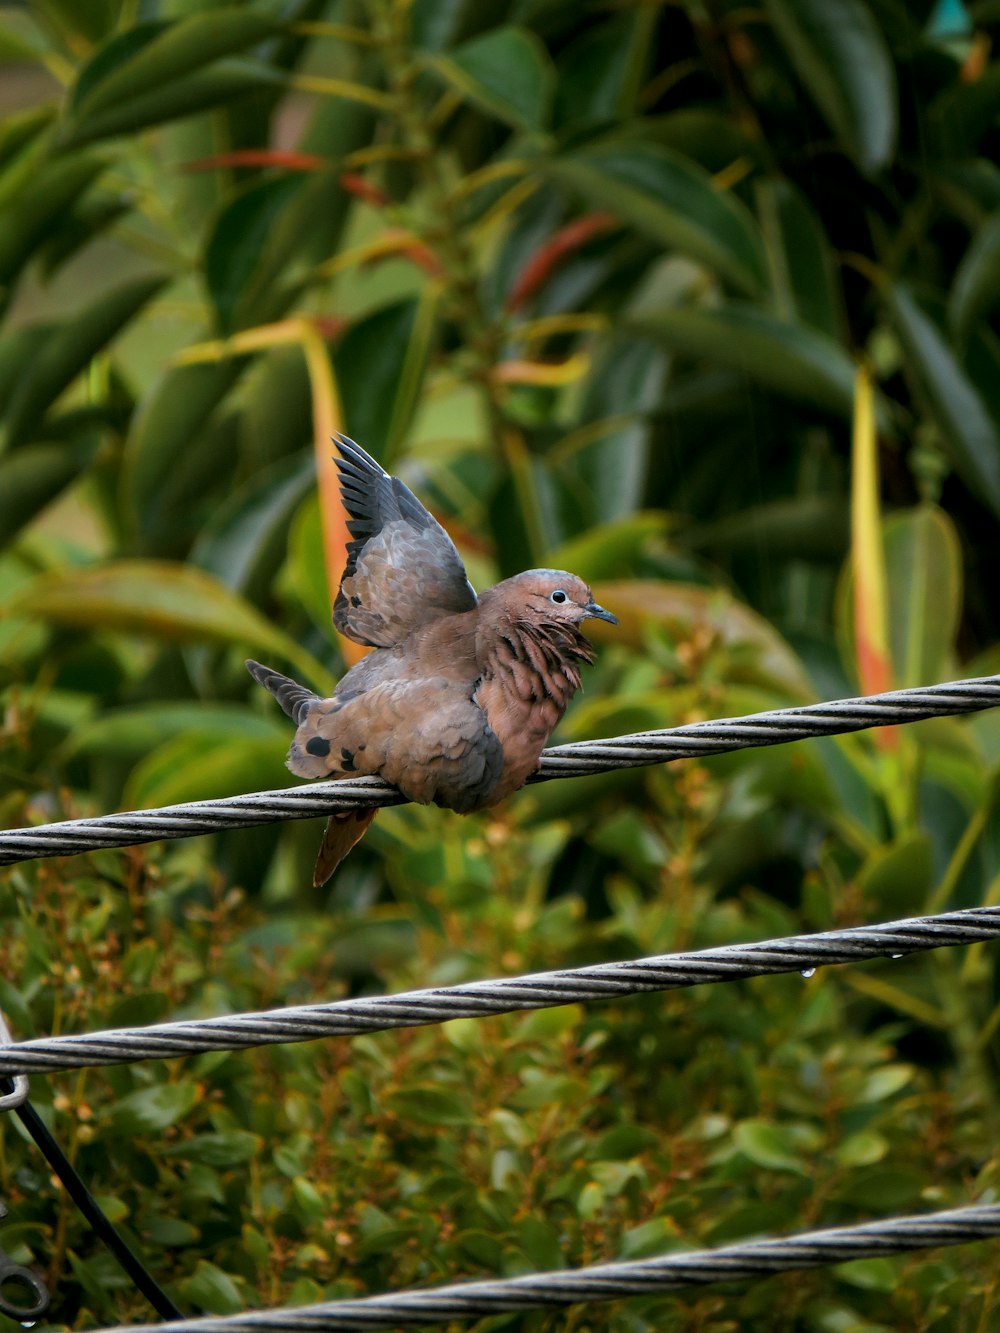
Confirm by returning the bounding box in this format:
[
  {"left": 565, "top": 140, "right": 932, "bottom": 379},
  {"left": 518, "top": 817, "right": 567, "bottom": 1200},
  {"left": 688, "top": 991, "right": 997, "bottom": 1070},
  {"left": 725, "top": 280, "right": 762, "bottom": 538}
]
[
  {"left": 1, "top": 904, "right": 998, "bottom": 1075},
  {"left": 1, "top": 675, "right": 998, "bottom": 867},
  {"left": 91, "top": 1202, "right": 1000, "bottom": 1332},
  {"left": 3, "top": 677, "right": 1000, "bottom": 1326}
]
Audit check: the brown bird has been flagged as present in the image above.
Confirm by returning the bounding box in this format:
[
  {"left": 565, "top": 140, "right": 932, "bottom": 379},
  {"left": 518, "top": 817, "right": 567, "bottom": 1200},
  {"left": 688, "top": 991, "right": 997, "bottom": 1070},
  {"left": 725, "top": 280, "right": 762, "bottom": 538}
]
[{"left": 247, "top": 434, "right": 618, "bottom": 885}]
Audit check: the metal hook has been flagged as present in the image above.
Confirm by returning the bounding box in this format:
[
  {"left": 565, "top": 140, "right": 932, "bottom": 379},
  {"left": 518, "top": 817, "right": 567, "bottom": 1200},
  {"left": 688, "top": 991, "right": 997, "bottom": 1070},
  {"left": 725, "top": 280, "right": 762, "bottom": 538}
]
[
  {"left": 0, "top": 1014, "right": 49, "bottom": 1321},
  {"left": 0, "top": 1203, "right": 49, "bottom": 1323},
  {"left": 0, "top": 1013, "right": 28, "bottom": 1112}
]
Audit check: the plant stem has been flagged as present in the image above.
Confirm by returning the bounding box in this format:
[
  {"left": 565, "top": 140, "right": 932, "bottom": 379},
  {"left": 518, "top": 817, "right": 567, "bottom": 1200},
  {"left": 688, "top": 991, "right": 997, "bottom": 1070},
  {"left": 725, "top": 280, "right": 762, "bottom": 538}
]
[{"left": 368, "top": 0, "right": 546, "bottom": 561}]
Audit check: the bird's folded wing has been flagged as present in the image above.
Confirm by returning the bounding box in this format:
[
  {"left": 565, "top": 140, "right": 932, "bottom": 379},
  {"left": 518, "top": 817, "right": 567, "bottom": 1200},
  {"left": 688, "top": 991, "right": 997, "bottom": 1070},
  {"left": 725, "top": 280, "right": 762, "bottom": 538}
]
[{"left": 332, "top": 434, "right": 476, "bottom": 647}]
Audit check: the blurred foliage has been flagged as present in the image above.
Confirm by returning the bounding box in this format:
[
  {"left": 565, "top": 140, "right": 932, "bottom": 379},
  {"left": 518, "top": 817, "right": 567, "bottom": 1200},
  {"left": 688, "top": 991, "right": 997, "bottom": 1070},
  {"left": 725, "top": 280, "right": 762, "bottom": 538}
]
[{"left": 2, "top": 0, "right": 1000, "bottom": 1328}]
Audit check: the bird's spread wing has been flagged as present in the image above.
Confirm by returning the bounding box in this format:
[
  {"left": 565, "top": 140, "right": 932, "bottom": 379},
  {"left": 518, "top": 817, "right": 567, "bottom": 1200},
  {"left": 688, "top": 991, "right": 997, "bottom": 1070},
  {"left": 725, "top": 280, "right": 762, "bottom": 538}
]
[{"left": 332, "top": 434, "right": 476, "bottom": 647}]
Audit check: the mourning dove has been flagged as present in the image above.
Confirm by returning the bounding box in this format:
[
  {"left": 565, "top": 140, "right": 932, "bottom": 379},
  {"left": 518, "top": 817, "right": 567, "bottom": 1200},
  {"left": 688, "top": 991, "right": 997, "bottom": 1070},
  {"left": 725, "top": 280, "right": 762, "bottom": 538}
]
[{"left": 247, "top": 435, "right": 618, "bottom": 885}]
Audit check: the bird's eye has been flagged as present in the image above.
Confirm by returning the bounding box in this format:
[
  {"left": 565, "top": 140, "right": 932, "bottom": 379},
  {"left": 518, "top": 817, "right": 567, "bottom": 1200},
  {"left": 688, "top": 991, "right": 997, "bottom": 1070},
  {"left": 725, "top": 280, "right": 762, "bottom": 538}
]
[{"left": 550, "top": 589, "right": 568, "bottom": 604}]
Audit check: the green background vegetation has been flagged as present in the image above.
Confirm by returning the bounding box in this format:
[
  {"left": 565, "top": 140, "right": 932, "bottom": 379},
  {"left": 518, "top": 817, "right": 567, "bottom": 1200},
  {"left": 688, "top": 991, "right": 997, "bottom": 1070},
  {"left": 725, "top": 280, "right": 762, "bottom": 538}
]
[{"left": 2, "top": 0, "right": 1000, "bottom": 1327}]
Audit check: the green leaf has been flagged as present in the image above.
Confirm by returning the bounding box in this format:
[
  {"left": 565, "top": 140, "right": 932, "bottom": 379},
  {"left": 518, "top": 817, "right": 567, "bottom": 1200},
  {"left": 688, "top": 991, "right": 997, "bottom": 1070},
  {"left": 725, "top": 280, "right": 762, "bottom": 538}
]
[
  {"left": 618, "top": 1217, "right": 681, "bottom": 1259},
  {"left": 355, "top": 1204, "right": 410, "bottom": 1257},
  {"left": 179, "top": 1261, "right": 243, "bottom": 1316},
  {"left": 108, "top": 1082, "right": 200, "bottom": 1134},
  {"left": 335, "top": 296, "right": 435, "bottom": 461},
  {"left": 858, "top": 834, "right": 934, "bottom": 913},
  {"left": 65, "top": 703, "right": 286, "bottom": 761},
  {"left": 0, "top": 440, "right": 96, "bottom": 548},
  {"left": 383, "top": 1085, "right": 473, "bottom": 1127},
  {"left": 547, "top": 513, "right": 667, "bottom": 582},
  {"left": 592, "top": 1124, "right": 659, "bottom": 1160},
  {"left": 0, "top": 324, "right": 50, "bottom": 423},
  {"left": 733, "top": 1119, "right": 808, "bottom": 1174},
  {"left": 755, "top": 177, "right": 844, "bottom": 336},
  {"left": 832, "top": 1167, "right": 928, "bottom": 1210},
  {"left": 514, "top": 1004, "right": 582, "bottom": 1042},
  {"left": 887, "top": 284, "right": 1000, "bottom": 519},
  {"left": 63, "top": 58, "right": 286, "bottom": 148},
  {"left": 3, "top": 274, "right": 166, "bottom": 448},
  {"left": 204, "top": 176, "right": 305, "bottom": 336},
  {"left": 0, "top": 20, "right": 46, "bottom": 63},
  {"left": 634, "top": 303, "right": 860, "bottom": 420},
  {"left": 928, "top": 64, "right": 1000, "bottom": 159},
  {"left": 551, "top": 141, "right": 768, "bottom": 296},
  {"left": 933, "top": 158, "right": 1000, "bottom": 228},
  {"left": 585, "top": 580, "right": 814, "bottom": 699},
  {"left": 241, "top": 345, "right": 312, "bottom": 471},
  {"left": 948, "top": 209, "right": 1000, "bottom": 345},
  {"left": 456, "top": 1229, "right": 504, "bottom": 1268},
  {"left": 284, "top": 494, "right": 333, "bottom": 641},
  {"left": 0, "top": 107, "right": 55, "bottom": 214},
  {"left": 834, "top": 1130, "right": 889, "bottom": 1167},
  {"left": 684, "top": 495, "right": 849, "bottom": 560},
  {"left": 428, "top": 26, "right": 555, "bottom": 132},
  {"left": 884, "top": 505, "right": 961, "bottom": 687},
  {"left": 409, "top": 0, "right": 476, "bottom": 53},
  {"left": 515, "top": 1217, "right": 564, "bottom": 1270},
  {"left": 557, "top": 334, "right": 667, "bottom": 532},
  {"left": 123, "top": 360, "right": 242, "bottom": 542},
  {"left": 125, "top": 733, "right": 292, "bottom": 808},
  {"left": 144, "top": 1215, "right": 200, "bottom": 1247},
  {"left": 836, "top": 501, "right": 962, "bottom": 706},
  {"left": 34, "top": 0, "right": 117, "bottom": 44},
  {"left": 292, "top": 1176, "right": 325, "bottom": 1222},
  {"left": 835, "top": 1258, "right": 900, "bottom": 1293},
  {"left": 37, "top": 187, "right": 132, "bottom": 279},
  {"left": 858, "top": 1064, "right": 914, "bottom": 1102},
  {"left": 1, "top": 560, "right": 323, "bottom": 682},
  {"left": 69, "top": 21, "right": 166, "bottom": 113},
  {"left": 190, "top": 454, "right": 314, "bottom": 598},
  {"left": 71, "top": 11, "right": 280, "bottom": 119},
  {"left": 0, "top": 154, "right": 105, "bottom": 287},
  {"left": 642, "top": 108, "right": 760, "bottom": 174},
  {"left": 764, "top": 0, "right": 897, "bottom": 175},
  {"left": 107, "top": 992, "right": 169, "bottom": 1028},
  {"left": 553, "top": 11, "right": 654, "bottom": 129},
  {"left": 165, "top": 1131, "right": 259, "bottom": 1167}
]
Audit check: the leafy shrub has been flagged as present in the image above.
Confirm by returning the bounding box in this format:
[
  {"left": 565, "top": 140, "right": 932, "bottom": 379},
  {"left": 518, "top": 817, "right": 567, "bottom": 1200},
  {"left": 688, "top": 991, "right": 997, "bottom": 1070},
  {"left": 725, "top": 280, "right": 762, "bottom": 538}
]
[{"left": 1, "top": 1, "right": 1000, "bottom": 1328}]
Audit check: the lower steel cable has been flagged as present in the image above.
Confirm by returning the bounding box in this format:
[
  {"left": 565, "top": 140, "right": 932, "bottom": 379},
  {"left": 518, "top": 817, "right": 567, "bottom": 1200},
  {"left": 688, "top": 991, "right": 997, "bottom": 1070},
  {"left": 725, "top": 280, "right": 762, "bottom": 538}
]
[
  {"left": 92, "top": 1202, "right": 1000, "bottom": 1332},
  {"left": 1, "top": 904, "right": 998, "bottom": 1075}
]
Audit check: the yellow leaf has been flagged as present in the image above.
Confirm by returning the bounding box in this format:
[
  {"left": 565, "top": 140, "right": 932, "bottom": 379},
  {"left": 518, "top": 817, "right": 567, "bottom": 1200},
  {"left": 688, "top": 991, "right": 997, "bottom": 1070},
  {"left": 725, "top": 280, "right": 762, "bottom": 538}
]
[
  {"left": 851, "top": 364, "right": 894, "bottom": 721},
  {"left": 492, "top": 353, "right": 590, "bottom": 386}
]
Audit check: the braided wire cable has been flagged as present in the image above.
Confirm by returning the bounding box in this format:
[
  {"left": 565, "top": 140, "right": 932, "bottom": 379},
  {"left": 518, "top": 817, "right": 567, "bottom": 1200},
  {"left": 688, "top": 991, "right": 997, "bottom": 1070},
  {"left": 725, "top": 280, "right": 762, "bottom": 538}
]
[
  {"left": 1, "top": 904, "right": 998, "bottom": 1075},
  {"left": 1, "top": 677, "right": 998, "bottom": 1328},
  {"left": 1, "top": 675, "right": 998, "bottom": 867},
  {"left": 94, "top": 1203, "right": 1000, "bottom": 1332}
]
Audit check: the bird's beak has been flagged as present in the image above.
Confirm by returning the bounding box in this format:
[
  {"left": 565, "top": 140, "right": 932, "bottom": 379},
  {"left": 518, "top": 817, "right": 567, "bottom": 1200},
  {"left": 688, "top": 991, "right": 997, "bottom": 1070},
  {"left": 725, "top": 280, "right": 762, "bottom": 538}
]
[{"left": 584, "top": 601, "right": 619, "bottom": 626}]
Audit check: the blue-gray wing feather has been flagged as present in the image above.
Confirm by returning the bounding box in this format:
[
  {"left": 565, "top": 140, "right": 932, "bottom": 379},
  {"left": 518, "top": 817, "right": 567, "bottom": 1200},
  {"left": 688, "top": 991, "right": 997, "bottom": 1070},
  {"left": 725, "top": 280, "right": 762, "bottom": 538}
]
[{"left": 332, "top": 434, "right": 476, "bottom": 647}]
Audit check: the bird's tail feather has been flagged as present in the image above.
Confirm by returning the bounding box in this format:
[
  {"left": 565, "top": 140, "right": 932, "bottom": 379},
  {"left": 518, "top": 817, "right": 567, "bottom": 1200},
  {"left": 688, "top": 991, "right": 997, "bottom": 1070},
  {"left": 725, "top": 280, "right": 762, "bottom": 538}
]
[
  {"left": 313, "top": 810, "right": 377, "bottom": 886},
  {"left": 245, "top": 659, "right": 318, "bottom": 725}
]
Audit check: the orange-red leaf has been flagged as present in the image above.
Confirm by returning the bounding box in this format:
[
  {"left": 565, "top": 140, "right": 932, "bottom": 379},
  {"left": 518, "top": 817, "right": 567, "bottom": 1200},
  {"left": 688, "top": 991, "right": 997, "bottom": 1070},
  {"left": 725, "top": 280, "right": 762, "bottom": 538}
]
[
  {"left": 506, "top": 211, "right": 619, "bottom": 312},
  {"left": 183, "top": 149, "right": 329, "bottom": 173},
  {"left": 339, "top": 171, "right": 391, "bottom": 208}
]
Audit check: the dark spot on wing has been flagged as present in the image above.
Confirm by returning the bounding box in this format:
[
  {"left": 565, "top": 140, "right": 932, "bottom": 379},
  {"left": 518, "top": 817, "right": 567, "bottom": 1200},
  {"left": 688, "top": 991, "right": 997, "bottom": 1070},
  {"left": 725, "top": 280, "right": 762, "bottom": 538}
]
[
  {"left": 341, "top": 747, "right": 356, "bottom": 771},
  {"left": 351, "top": 595, "right": 361, "bottom": 607},
  {"left": 306, "top": 736, "right": 331, "bottom": 757}
]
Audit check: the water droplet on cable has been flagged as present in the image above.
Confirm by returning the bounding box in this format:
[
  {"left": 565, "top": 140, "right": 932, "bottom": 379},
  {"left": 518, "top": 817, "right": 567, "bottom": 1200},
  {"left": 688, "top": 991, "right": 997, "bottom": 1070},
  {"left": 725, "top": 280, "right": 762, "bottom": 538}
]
[
  {"left": 800, "top": 967, "right": 816, "bottom": 979},
  {"left": 891, "top": 953, "right": 903, "bottom": 959}
]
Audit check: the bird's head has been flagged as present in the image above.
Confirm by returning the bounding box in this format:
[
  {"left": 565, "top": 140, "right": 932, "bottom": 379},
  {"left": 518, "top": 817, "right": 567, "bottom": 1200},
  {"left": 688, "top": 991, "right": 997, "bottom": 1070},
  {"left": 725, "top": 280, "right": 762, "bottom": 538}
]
[{"left": 508, "top": 569, "right": 619, "bottom": 629}]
